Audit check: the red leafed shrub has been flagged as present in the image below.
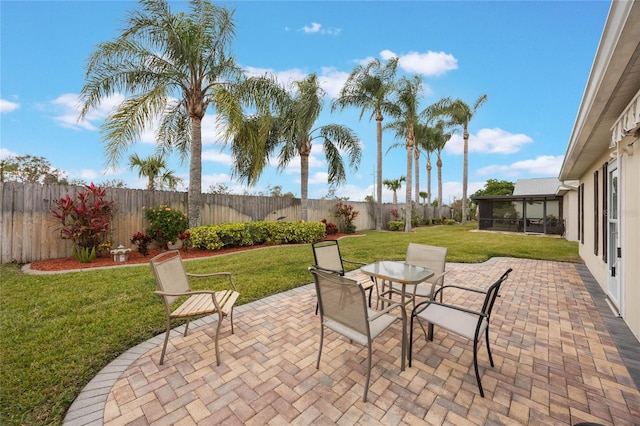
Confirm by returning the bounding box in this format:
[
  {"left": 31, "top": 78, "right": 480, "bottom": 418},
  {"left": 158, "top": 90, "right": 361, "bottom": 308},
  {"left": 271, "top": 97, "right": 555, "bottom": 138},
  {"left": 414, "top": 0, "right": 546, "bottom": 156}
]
[
  {"left": 335, "top": 201, "right": 359, "bottom": 234},
  {"left": 51, "top": 183, "right": 115, "bottom": 250},
  {"left": 131, "top": 231, "right": 153, "bottom": 256},
  {"left": 321, "top": 219, "right": 339, "bottom": 235}
]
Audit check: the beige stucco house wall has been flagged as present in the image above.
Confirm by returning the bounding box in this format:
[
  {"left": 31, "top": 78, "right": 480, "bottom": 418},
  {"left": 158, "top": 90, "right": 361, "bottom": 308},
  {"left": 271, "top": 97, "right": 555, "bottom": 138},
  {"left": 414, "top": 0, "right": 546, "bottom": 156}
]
[
  {"left": 559, "top": 1, "right": 640, "bottom": 340},
  {"left": 559, "top": 185, "right": 579, "bottom": 242}
]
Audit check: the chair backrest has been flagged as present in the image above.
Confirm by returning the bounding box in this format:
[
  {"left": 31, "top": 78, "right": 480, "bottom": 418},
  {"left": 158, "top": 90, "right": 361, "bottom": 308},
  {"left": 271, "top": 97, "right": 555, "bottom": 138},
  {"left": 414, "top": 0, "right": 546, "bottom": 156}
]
[
  {"left": 309, "top": 267, "right": 368, "bottom": 336},
  {"left": 480, "top": 268, "right": 513, "bottom": 318},
  {"left": 150, "top": 250, "right": 191, "bottom": 306},
  {"left": 405, "top": 243, "right": 447, "bottom": 283},
  {"left": 312, "top": 240, "right": 345, "bottom": 275}
]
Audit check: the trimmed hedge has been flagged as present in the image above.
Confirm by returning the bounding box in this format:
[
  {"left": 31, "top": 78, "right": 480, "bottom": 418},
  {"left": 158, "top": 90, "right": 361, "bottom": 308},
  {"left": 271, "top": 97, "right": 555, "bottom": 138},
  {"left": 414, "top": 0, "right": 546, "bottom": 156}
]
[
  {"left": 189, "top": 221, "right": 326, "bottom": 250},
  {"left": 387, "top": 221, "right": 405, "bottom": 231}
]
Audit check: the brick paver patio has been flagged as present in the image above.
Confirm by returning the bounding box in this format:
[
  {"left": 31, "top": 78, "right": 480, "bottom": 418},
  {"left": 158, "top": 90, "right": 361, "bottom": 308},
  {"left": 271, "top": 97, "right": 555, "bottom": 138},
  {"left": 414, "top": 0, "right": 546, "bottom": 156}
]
[{"left": 64, "top": 258, "right": 640, "bottom": 425}]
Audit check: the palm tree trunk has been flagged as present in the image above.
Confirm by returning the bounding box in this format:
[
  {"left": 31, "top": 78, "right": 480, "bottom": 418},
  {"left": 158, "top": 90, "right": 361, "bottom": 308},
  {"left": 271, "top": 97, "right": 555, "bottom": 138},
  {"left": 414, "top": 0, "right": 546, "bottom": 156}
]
[
  {"left": 462, "top": 125, "right": 469, "bottom": 224},
  {"left": 404, "top": 135, "right": 413, "bottom": 233},
  {"left": 436, "top": 153, "right": 443, "bottom": 207},
  {"left": 426, "top": 155, "right": 432, "bottom": 205},
  {"left": 414, "top": 149, "right": 420, "bottom": 204},
  {"left": 188, "top": 116, "right": 203, "bottom": 228},
  {"left": 300, "top": 139, "right": 311, "bottom": 222},
  {"left": 375, "top": 113, "right": 383, "bottom": 231}
]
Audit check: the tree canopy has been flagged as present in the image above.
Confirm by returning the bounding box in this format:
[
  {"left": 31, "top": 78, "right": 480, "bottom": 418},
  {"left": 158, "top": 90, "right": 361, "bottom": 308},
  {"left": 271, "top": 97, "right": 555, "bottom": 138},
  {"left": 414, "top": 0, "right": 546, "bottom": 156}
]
[
  {"left": 0, "top": 155, "right": 69, "bottom": 184},
  {"left": 472, "top": 179, "right": 514, "bottom": 197}
]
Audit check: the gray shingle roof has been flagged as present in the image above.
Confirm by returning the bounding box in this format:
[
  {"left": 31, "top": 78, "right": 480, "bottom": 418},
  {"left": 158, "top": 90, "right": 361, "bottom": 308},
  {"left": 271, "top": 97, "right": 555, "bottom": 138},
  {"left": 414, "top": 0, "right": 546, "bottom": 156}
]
[{"left": 513, "top": 178, "right": 561, "bottom": 196}]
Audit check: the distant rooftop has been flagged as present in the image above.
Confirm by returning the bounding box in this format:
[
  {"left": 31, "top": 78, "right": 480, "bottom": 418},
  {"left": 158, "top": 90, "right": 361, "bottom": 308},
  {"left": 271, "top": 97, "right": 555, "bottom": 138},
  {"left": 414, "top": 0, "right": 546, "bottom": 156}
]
[{"left": 513, "top": 178, "right": 562, "bottom": 196}]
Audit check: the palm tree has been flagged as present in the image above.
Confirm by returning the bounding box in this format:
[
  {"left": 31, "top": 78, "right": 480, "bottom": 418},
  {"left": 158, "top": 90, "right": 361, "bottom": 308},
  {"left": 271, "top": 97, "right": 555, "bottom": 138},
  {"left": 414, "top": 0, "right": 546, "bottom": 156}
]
[
  {"left": 233, "top": 74, "right": 361, "bottom": 221},
  {"left": 79, "top": 0, "right": 283, "bottom": 228},
  {"left": 128, "top": 153, "right": 182, "bottom": 190},
  {"left": 383, "top": 176, "right": 405, "bottom": 204},
  {"left": 413, "top": 122, "right": 436, "bottom": 205},
  {"left": 385, "top": 75, "right": 422, "bottom": 232},
  {"left": 419, "top": 191, "right": 428, "bottom": 206},
  {"left": 332, "top": 58, "right": 399, "bottom": 231},
  {"left": 432, "top": 95, "right": 488, "bottom": 223},
  {"left": 432, "top": 121, "right": 452, "bottom": 207}
]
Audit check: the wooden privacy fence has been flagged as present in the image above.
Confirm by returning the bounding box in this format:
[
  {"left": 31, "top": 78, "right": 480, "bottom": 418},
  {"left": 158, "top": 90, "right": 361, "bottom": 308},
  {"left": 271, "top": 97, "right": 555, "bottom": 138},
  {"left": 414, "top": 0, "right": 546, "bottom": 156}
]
[{"left": 0, "top": 182, "right": 452, "bottom": 264}]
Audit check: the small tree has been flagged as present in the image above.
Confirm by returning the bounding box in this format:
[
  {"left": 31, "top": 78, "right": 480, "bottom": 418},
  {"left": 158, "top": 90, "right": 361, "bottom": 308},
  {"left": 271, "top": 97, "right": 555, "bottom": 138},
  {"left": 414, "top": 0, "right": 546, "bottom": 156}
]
[
  {"left": 51, "top": 183, "right": 115, "bottom": 254},
  {"left": 335, "top": 201, "right": 359, "bottom": 234},
  {"left": 1, "top": 154, "right": 69, "bottom": 184},
  {"left": 383, "top": 176, "right": 405, "bottom": 204}
]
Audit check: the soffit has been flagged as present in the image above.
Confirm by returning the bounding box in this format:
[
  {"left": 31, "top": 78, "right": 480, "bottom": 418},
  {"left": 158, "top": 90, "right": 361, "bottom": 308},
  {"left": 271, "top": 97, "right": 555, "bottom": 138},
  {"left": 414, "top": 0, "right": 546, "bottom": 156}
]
[{"left": 559, "top": 1, "right": 640, "bottom": 181}]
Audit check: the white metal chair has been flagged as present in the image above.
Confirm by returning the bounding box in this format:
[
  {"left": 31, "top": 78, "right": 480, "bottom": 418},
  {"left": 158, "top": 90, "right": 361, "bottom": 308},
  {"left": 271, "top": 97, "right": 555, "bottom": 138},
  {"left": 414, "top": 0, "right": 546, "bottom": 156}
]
[
  {"left": 409, "top": 268, "right": 513, "bottom": 397},
  {"left": 309, "top": 266, "right": 406, "bottom": 402},
  {"left": 150, "top": 250, "right": 239, "bottom": 366}
]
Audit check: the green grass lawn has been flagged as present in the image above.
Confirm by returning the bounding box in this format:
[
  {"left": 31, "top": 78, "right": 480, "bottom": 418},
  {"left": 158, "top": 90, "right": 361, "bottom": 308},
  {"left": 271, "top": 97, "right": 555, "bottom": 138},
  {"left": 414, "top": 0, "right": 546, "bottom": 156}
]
[{"left": 0, "top": 223, "right": 580, "bottom": 425}]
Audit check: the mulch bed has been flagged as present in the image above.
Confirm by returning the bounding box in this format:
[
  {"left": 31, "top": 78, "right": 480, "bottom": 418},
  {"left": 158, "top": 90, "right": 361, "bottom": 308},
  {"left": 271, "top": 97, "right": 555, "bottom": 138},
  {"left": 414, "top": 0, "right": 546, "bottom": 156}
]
[{"left": 29, "top": 233, "right": 354, "bottom": 271}]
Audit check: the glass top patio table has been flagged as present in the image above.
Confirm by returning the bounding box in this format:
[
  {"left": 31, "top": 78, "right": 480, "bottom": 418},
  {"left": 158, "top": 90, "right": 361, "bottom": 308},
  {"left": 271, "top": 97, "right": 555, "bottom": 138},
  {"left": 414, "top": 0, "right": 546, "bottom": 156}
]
[
  {"left": 361, "top": 261, "right": 434, "bottom": 286},
  {"left": 361, "top": 261, "right": 434, "bottom": 360}
]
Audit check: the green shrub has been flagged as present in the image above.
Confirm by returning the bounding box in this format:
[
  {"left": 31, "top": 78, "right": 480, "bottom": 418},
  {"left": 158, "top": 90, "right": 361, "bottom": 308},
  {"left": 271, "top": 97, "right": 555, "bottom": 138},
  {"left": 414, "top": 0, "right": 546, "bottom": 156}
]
[
  {"left": 423, "top": 218, "right": 432, "bottom": 226},
  {"left": 189, "top": 221, "right": 326, "bottom": 250},
  {"left": 144, "top": 205, "right": 188, "bottom": 248},
  {"left": 445, "top": 219, "right": 457, "bottom": 225},
  {"left": 72, "top": 246, "right": 97, "bottom": 263},
  {"left": 432, "top": 218, "right": 443, "bottom": 225},
  {"left": 215, "top": 222, "right": 256, "bottom": 246},
  {"left": 189, "top": 226, "right": 224, "bottom": 250},
  {"left": 387, "top": 221, "right": 404, "bottom": 231}
]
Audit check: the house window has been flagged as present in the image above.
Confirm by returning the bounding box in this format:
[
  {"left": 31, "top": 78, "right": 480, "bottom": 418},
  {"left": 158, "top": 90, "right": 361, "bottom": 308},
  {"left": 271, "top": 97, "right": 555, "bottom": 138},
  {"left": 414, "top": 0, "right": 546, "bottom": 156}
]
[
  {"left": 602, "top": 162, "right": 608, "bottom": 263},
  {"left": 594, "top": 171, "right": 598, "bottom": 256},
  {"left": 579, "top": 183, "right": 584, "bottom": 244},
  {"left": 546, "top": 200, "right": 560, "bottom": 234}
]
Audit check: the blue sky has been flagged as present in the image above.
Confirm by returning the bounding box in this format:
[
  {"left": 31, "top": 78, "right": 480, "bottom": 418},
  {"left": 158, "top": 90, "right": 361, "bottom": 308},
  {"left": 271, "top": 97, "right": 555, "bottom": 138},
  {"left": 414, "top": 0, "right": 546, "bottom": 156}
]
[{"left": 1, "top": 0, "right": 610, "bottom": 204}]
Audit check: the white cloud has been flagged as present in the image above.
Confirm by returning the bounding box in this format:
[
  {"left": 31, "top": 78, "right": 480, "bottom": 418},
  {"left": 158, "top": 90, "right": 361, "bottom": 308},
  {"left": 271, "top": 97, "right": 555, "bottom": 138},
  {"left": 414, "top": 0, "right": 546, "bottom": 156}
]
[
  {"left": 318, "top": 67, "right": 350, "bottom": 99},
  {"left": 380, "top": 49, "right": 458, "bottom": 76},
  {"left": 52, "top": 92, "right": 125, "bottom": 131},
  {"left": 0, "top": 99, "right": 20, "bottom": 113},
  {"left": 308, "top": 171, "right": 329, "bottom": 184},
  {"left": 300, "top": 22, "right": 341, "bottom": 36},
  {"left": 201, "top": 113, "right": 226, "bottom": 146},
  {"left": 445, "top": 128, "right": 533, "bottom": 155},
  {"left": 476, "top": 155, "right": 564, "bottom": 177},
  {"left": 202, "top": 149, "right": 234, "bottom": 165},
  {"left": 245, "top": 65, "right": 349, "bottom": 100},
  {"left": 78, "top": 169, "right": 99, "bottom": 180},
  {"left": 357, "top": 56, "right": 376, "bottom": 67},
  {"left": 244, "top": 65, "right": 308, "bottom": 90},
  {"left": 0, "top": 147, "right": 18, "bottom": 160},
  {"left": 303, "top": 22, "right": 322, "bottom": 33}
]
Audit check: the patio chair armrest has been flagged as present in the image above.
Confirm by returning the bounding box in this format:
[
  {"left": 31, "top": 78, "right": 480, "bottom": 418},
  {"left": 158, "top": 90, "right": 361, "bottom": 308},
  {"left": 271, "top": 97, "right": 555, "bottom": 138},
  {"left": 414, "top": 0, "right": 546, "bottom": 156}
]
[
  {"left": 368, "top": 301, "right": 404, "bottom": 321},
  {"left": 412, "top": 300, "right": 487, "bottom": 319},
  {"left": 411, "top": 271, "right": 449, "bottom": 299},
  {"left": 186, "top": 272, "right": 233, "bottom": 278},
  {"left": 154, "top": 289, "right": 214, "bottom": 297},
  {"left": 342, "top": 258, "right": 366, "bottom": 267},
  {"left": 432, "top": 283, "right": 486, "bottom": 300}
]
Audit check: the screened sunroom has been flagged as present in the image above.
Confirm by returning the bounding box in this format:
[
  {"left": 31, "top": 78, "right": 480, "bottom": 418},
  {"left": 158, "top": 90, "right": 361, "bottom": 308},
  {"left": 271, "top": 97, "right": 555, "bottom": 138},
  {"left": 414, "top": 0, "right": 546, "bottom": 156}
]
[{"left": 473, "top": 178, "right": 567, "bottom": 235}]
